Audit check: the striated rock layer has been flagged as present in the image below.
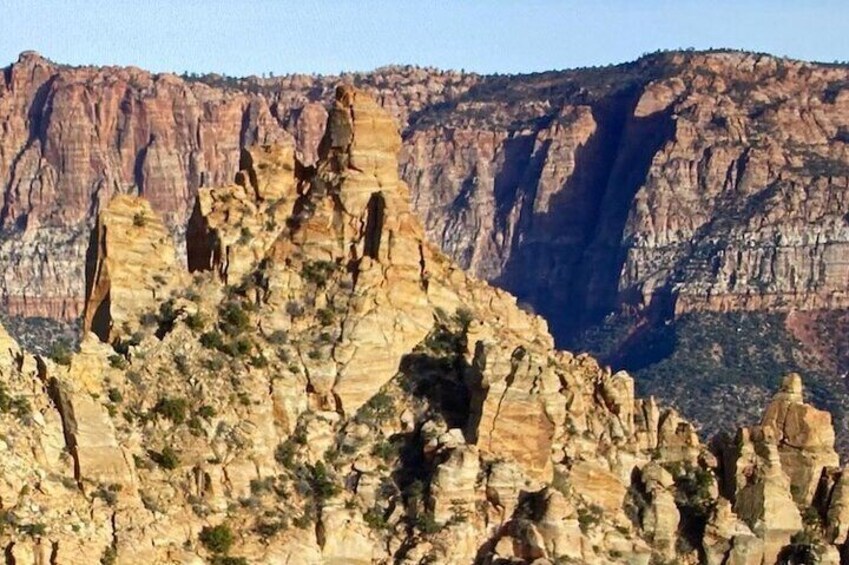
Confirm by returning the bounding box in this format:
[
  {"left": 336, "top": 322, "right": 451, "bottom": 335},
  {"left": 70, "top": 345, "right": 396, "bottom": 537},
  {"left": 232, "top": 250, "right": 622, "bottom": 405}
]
[{"left": 1, "top": 50, "right": 849, "bottom": 350}]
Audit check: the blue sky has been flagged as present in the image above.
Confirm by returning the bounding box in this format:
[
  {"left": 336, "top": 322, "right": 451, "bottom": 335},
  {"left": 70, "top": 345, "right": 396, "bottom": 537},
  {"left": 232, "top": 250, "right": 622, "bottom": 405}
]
[{"left": 1, "top": 1, "right": 848, "bottom": 76}]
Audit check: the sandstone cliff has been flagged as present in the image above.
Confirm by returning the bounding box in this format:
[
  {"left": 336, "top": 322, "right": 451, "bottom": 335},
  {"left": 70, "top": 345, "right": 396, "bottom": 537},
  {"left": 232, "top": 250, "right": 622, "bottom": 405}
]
[
  {"left": 0, "top": 86, "right": 847, "bottom": 564},
  {"left": 2, "top": 50, "right": 849, "bottom": 342}
]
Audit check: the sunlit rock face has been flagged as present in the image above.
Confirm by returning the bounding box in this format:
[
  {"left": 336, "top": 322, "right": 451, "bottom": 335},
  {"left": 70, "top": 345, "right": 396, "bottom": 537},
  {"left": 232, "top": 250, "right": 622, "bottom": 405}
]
[{"left": 2, "top": 84, "right": 849, "bottom": 564}]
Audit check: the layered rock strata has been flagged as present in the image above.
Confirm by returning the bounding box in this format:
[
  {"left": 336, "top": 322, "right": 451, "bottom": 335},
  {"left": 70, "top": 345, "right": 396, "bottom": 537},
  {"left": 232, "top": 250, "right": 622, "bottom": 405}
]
[
  {"left": 1, "top": 51, "right": 848, "bottom": 351},
  {"left": 0, "top": 86, "right": 847, "bottom": 564}
]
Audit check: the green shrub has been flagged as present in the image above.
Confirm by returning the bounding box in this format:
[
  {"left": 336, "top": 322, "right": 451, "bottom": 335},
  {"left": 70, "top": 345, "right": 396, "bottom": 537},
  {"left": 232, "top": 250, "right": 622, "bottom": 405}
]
[
  {"left": 187, "top": 416, "right": 204, "bottom": 435},
  {"left": 301, "top": 260, "right": 336, "bottom": 288},
  {"left": 357, "top": 391, "right": 395, "bottom": 425},
  {"left": 415, "top": 511, "right": 441, "bottom": 534},
  {"left": 275, "top": 440, "right": 297, "bottom": 468},
  {"left": 0, "top": 384, "right": 10, "bottom": 413},
  {"left": 249, "top": 477, "right": 275, "bottom": 495},
  {"left": 372, "top": 438, "right": 399, "bottom": 461},
  {"left": 237, "top": 226, "right": 253, "bottom": 245},
  {"left": 199, "top": 524, "right": 234, "bottom": 554},
  {"left": 220, "top": 301, "right": 250, "bottom": 336},
  {"left": 100, "top": 546, "right": 117, "bottom": 565},
  {"left": 231, "top": 337, "right": 252, "bottom": 357},
  {"left": 151, "top": 446, "right": 180, "bottom": 470},
  {"left": 293, "top": 511, "right": 314, "bottom": 529},
  {"left": 577, "top": 504, "right": 604, "bottom": 533},
  {"left": 113, "top": 332, "right": 143, "bottom": 356},
  {"left": 363, "top": 506, "right": 388, "bottom": 530},
  {"left": 107, "top": 388, "right": 123, "bottom": 403},
  {"left": 317, "top": 308, "right": 335, "bottom": 326},
  {"left": 286, "top": 301, "right": 305, "bottom": 318},
  {"left": 250, "top": 354, "right": 268, "bottom": 368},
  {"left": 19, "top": 522, "right": 46, "bottom": 537},
  {"left": 201, "top": 356, "right": 223, "bottom": 373},
  {"left": 254, "top": 519, "right": 287, "bottom": 538},
  {"left": 157, "top": 299, "right": 178, "bottom": 327},
  {"left": 108, "top": 354, "right": 128, "bottom": 370},
  {"left": 152, "top": 397, "right": 188, "bottom": 424},
  {"left": 10, "top": 396, "right": 31, "bottom": 420},
  {"left": 267, "top": 330, "right": 288, "bottom": 345},
  {"left": 132, "top": 212, "right": 147, "bottom": 227},
  {"left": 200, "top": 331, "right": 225, "bottom": 350},
  {"left": 211, "top": 557, "right": 248, "bottom": 565},
  {"left": 0, "top": 386, "right": 31, "bottom": 421},
  {"left": 94, "top": 483, "right": 122, "bottom": 506},
  {"left": 802, "top": 506, "right": 822, "bottom": 528},
  {"left": 173, "top": 353, "right": 189, "bottom": 375},
  {"left": 453, "top": 307, "right": 474, "bottom": 330},
  {"left": 49, "top": 341, "right": 73, "bottom": 366},
  {"left": 197, "top": 405, "right": 216, "bottom": 420},
  {"left": 422, "top": 325, "right": 463, "bottom": 357},
  {"left": 184, "top": 313, "right": 205, "bottom": 331},
  {"left": 301, "top": 461, "right": 339, "bottom": 503},
  {"left": 139, "top": 312, "right": 159, "bottom": 327}
]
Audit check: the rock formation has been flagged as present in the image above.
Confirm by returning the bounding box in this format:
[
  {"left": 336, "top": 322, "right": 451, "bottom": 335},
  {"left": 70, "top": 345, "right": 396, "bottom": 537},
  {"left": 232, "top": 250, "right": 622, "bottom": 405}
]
[
  {"left": 1, "top": 50, "right": 848, "bottom": 342},
  {"left": 0, "top": 85, "right": 847, "bottom": 564},
  {"left": 4, "top": 50, "right": 849, "bottom": 453},
  {"left": 82, "top": 194, "right": 181, "bottom": 343}
]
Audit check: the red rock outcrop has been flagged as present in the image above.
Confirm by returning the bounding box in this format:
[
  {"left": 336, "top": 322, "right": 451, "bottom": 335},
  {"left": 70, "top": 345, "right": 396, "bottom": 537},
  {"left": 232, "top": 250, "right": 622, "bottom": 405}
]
[{"left": 2, "top": 50, "right": 849, "bottom": 351}]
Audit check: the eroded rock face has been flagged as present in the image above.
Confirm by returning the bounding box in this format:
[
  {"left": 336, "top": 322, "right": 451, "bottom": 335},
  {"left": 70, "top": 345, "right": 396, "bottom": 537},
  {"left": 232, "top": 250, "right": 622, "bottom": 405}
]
[
  {"left": 703, "top": 498, "right": 763, "bottom": 565},
  {"left": 4, "top": 83, "right": 849, "bottom": 565},
  {"left": 3, "top": 50, "right": 849, "bottom": 353},
  {"left": 761, "top": 373, "right": 840, "bottom": 504},
  {"left": 0, "top": 53, "right": 476, "bottom": 320},
  {"left": 731, "top": 429, "right": 804, "bottom": 563},
  {"left": 186, "top": 143, "right": 299, "bottom": 284},
  {"left": 82, "top": 194, "right": 180, "bottom": 343}
]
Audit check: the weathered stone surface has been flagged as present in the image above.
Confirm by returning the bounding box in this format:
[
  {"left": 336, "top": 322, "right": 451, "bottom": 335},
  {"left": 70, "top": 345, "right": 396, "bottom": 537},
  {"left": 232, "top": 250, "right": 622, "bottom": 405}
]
[
  {"left": 568, "top": 460, "right": 627, "bottom": 513},
  {"left": 186, "top": 143, "right": 298, "bottom": 285},
  {"left": 6, "top": 51, "right": 849, "bottom": 472},
  {"left": 761, "top": 373, "right": 840, "bottom": 504},
  {"left": 533, "top": 488, "right": 582, "bottom": 562},
  {"left": 429, "top": 445, "right": 480, "bottom": 524},
  {"left": 703, "top": 498, "right": 763, "bottom": 565},
  {"left": 639, "top": 463, "right": 679, "bottom": 557},
  {"left": 4, "top": 50, "right": 849, "bottom": 358},
  {"left": 53, "top": 383, "right": 136, "bottom": 488},
  {"left": 319, "top": 507, "right": 378, "bottom": 564},
  {"left": 827, "top": 468, "right": 849, "bottom": 544},
  {"left": 82, "top": 194, "right": 179, "bottom": 343},
  {"left": 730, "top": 427, "right": 804, "bottom": 563},
  {"left": 5, "top": 79, "right": 849, "bottom": 565}
]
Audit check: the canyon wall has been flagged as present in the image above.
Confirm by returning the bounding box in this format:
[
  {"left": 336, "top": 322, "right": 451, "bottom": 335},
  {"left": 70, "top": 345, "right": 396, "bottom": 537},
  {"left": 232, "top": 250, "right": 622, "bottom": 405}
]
[
  {"left": 1, "top": 50, "right": 849, "bottom": 346},
  {"left": 2, "top": 88, "right": 847, "bottom": 563}
]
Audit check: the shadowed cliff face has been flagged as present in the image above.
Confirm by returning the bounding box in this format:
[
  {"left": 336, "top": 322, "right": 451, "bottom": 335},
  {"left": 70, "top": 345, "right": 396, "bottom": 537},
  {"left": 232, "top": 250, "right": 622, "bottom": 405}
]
[
  {"left": 1, "top": 50, "right": 849, "bottom": 351},
  {"left": 489, "top": 87, "right": 677, "bottom": 339}
]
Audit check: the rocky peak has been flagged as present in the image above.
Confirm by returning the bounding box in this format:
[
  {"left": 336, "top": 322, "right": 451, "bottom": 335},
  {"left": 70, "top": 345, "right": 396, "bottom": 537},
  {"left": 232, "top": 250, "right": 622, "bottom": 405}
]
[
  {"left": 761, "top": 373, "right": 840, "bottom": 505},
  {"left": 186, "top": 142, "right": 299, "bottom": 284},
  {"left": 82, "top": 194, "right": 181, "bottom": 344}
]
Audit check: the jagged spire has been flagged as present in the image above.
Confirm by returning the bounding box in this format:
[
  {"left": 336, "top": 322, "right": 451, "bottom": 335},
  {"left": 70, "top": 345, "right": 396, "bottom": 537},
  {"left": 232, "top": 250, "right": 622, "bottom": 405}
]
[{"left": 83, "top": 195, "right": 179, "bottom": 343}]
